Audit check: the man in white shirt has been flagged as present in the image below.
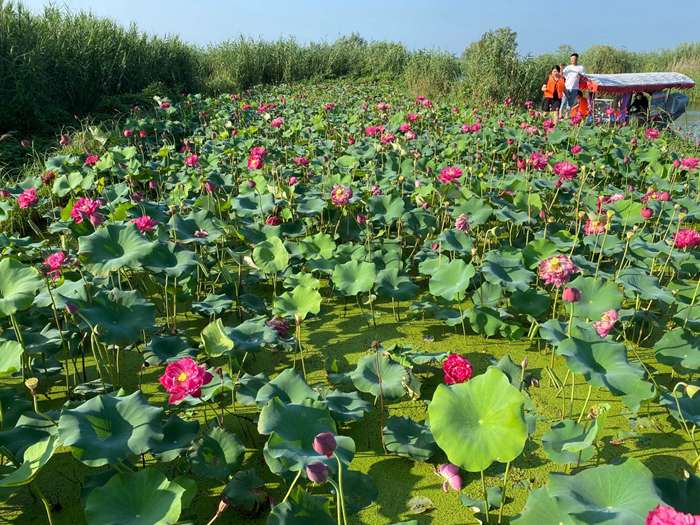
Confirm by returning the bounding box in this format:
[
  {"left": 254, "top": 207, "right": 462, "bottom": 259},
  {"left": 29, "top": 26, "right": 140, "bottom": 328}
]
[{"left": 559, "top": 53, "right": 585, "bottom": 119}]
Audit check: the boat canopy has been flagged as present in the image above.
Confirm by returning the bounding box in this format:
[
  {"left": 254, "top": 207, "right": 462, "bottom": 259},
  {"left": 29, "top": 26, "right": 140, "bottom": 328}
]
[{"left": 581, "top": 72, "right": 695, "bottom": 94}]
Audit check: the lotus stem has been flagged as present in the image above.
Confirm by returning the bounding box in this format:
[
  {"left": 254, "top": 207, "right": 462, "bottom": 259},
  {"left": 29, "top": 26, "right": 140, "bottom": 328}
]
[
  {"left": 281, "top": 469, "right": 302, "bottom": 503},
  {"left": 336, "top": 454, "right": 348, "bottom": 525},
  {"left": 32, "top": 483, "right": 54, "bottom": 525},
  {"left": 498, "top": 461, "right": 510, "bottom": 524},
  {"left": 577, "top": 384, "right": 593, "bottom": 424},
  {"left": 480, "top": 469, "right": 490, "bottom": 524}
]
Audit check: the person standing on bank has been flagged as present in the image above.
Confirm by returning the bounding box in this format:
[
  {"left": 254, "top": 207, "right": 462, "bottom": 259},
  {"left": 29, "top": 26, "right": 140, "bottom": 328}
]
[
  {"left": 541, "top": 65, "right": 564, "bottom": 120},
  {"left": 559, "top": 53, "right": 585, "bottom": 119}
]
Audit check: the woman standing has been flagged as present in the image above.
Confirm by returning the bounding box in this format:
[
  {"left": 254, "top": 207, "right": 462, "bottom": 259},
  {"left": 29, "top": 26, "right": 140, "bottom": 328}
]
[{"left": 541, "top": 65, "right": 564, "bottom": 120}]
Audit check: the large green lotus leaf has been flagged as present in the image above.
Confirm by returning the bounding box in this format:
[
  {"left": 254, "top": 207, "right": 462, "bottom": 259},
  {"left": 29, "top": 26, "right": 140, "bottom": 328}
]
[
  {"left": 150, "top": 414, "right": 199, "bottom": 462},
  {"left": 437, "top": 229, "right": 473, "bottom": 255},
  {"left": 512, "top": 487, "right": 574, "bottom": 525},
  {"left": 382, "top": 416, "right": 436, "bottom": 461},
  {"left": 253, "top": 236, "right": 289, "bottom": 274},
  {"left": 0, "top": 258, "right": 43, "bottom": 317},
  {"left": 84, "top": 467, "right": 185, "bottom": 525},
  {"left": 583, "top": 234, "right": 625, "bottom": 256},
  {"left": 609, "top": 199, "right": 646, "bottom": 226},
  {"left": 0, "top": 434, "right": 57, "bottom": 489},
  {"left": 0, "top": 388, "right": 31, "bottom": 431},
  {"left": 237, "top": 372, "right": 269, "bottom": 405},
  {"left": 259, "top": 399, "right": 354, "bottom": 474},
  {"left": 0, "top": 339, "right": 22, "bottom": 374},
  {"left": 541, "top": 419, "right": 596, "bottom": 465},
  {"left": 564, "top": 276, "right": 622, "bottom": 320},
  {"left": 557, "top": 338, "right": 654, "bottom": 411},
  {"left": 428, "top": 367, "right": 527, "bottom": 472},
  {"left": 78, "top": 223, "right": 157, "bottom": 275},
  {"left": 523, "top": 238, "right": 559, "bottom": 269},
  {"left": 332, "top": 260, "right": 376, "bottom": 296},
  {"left": 481, "top": 252, "right": 535, "bottom": 292},
  {"left": 223, "top": 468, "right": 267, "bottom": 513},
  {"left": 192, "top": 293, "right": 233, "bottom": 317},
  {"left": 273, "top": 285, "right": 322, "bottom": 320},
  {"left": 299, "top": 233, "right": 336, "bottom": 260},
  {"left": 428, "top": 259, "right": 475, "bottom": 301},
  {"left": 228, "top": 316, "right": 277, "bottom": 352},
  {"left": 547, "top": 458, "right": 661, "bottom": 525},
  {"left": 376, "top": 267, "right": 418, "bottom": 301},
  {"left": 510, "top": 288, "right": 550, "bottom": 317},
  {"left": 368, "top": 195, "right": 405, "bottom": 224},
  {"left": 465, "top": 306, "right": 524, "bottom": 339},
  {"left": 255, "top": 368, "right": 320, "bottom": 406},
  {"left": 20, "top": 324, "right": 61, "bottom": 355},
  {"left": 659, "top": 388, "right": 700, "bottom": 426},
  {"left": 190, "top": 426, "right": 244, "bottom": 481},
  {"left": 268, "top": 487, "right": 335, "bottom": 525},
  {"left": 654, "top": 328, "right": 700, "bottom": 374},
  {"left": 142, "top": 242, "right": 196, "bottom": 277},
  {"left": 322, "top": 389, "right": 371, "bottom": 423},
  {"left": 283, "top": 272, "right": 320, "bottom": 291},
  {"left": 201, "top": 318, "right": 234, "bottom": 357},
  {"left": 617, "top": 267, "right": 674, "bottom": 304},
  {"left": 167, "top": 209, "right": 222, "bottom": 243},
  {"left": 453, "top": 198, "right": 492, "bottom": 226},
  {"left": 79, "top": 288, "right": 155, "bottom": 347},
  {"left": 58, "top": 391, "right": 163, "bottom": 466},
  {"left": 33, "top": 278, "right": 88, "bottom": 309},
  {"left": 143, "top": 336, "right": 196, "bottom": 366},
  {"left": 472, "top": 281, "right": 503, "bottom": 308},
  {"left": 655, "top": 473, "right": 700, "bottom": 515},
  {"left": 349, "top": 353, "right": 408, "bottom": 399}
]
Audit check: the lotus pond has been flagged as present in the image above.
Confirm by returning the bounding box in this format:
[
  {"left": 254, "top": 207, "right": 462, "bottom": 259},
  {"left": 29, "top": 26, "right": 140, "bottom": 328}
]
[{"left": 1, "top": 81, "right": 700, "bottom": 525}]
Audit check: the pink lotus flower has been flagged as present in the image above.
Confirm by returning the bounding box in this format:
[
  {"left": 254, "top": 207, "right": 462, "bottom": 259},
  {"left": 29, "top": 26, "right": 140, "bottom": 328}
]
[
  {"left": 330, "top": 184, "right": 352, "bottom": 206},
  {"left": 404, "top": 130, "right": 416, "bottom": 140},
  {"left": 562, "top": 287, "right": 580, "bottom": 302},
  {"left": 84, "top": 154, "right": 100, "bottom": 166},
  {"left": 288, "top": 176, "right": 299, "bottom": 186},
  {"left": 370, "top": 185, "right": 383, "bottom": 196},
  {"left": 132, "top": 215, "right": 158, "bottom": 234},
  {"left": 43, "top": 251, "right": 67, "bottom": 280},
  {"left": 421, "top": 98, "right": 433, "bottom": 108},
  {"left": 203, "top": 181, "right": 216, "bottom": 194},
  {"left": 529, "top": 151, "right": 548, "bottom": 171},
  {"left": 266, "top": 317, "right": 290, "bottom": 338},
  {"left": 59, "top": 134, "right": 71, "bottom": 146},
  {"left": 554, "top": 161, "right": 578, "bottom": 180},
  {"left": 123, "top": 129, "right": 133, "bottom": 138},
  {"left": 271, "top": 117, "right": 284, "bottom": 128},
  {"left": 139, "top": 130, "right": 147, "bottom": 138},
  {"left": 438, "top": 464, "right": 463, "bottom": 492},
  {"left": 437, "top": 166, "right": 463, "bottom": 184},
  {"left": 376, "top": 102, "right": 391, "bottom": 111},
  {"left": 681, "top": 157, "right": 699, "bottom": 171},
  {"left": 160, "top": 101, "right": 171, "bottom": 109},
  {"left": 571, "top": 144, "right": 583, "bottom": 155},
  {"left": 0, "top": 189, "right": 10, "bottom": 199},
  {"left": 265, "top": 215, "right": 281, "bottom": 226},
  {"left": 571, "top": 115, "right": 583, "bottom": 125},
  {"left": 641, "top": 207, "right": 653, "bottom": 220},
  {"left": 348, "top": 135, "right": 355, "bottom": 145},
  {"left": 642, "top": 190, "right": 671, "bottom": 203},
  {"left": 71, "top": 197, "right": 103, "bottom": 226},
  {"left": 184, "top": 154, "right": 199, "bottom": 167},
  {"left": 17, "top": 188, "right": 37, "bottom": 209},
  {"left": 306, "top": 462, "right": 328, "bottom": 484},
  {"left": 543, "top": 119, "right": 555, "bottom": 131},
  {"left": 399, "top": 123, "right": 411, "bottom": 133},
  {"left": 645, "top": 128, "right": 660, "bottom": 140},
  {"left": 674, "top": 160, "right": 681, "bottom": 169},
  {"left": 674, "top": 229, "right": 700, "bottom": 249},
  {"left": 159, "top": 357, "right": 213, "bottom": 404},
  {"left": 247, "top": 155, "right": 263, "bottom": 170},
  {"left": 593, "top": 309, "right": 618, "bottom": 337},
  {"left": 251, "top": 146, "right": 268, "bottom": 158},
  {"left": 356, "top": 214, "right": 367, "bottom": 225},
  {"left": 597, "top": 193, "right": 625, "bottom": 211},
  {"left": 380, "top": 133, "right": 396, "bottom": 144},
  {"left": 293, "top": 156, "right": 309, "bottom": 166},
  {"left": 365, "top": 125, "right": 384, "bottom": 137},
  {"left": 645, "top": 504, "right": 700, "bottom": 524},
  {"left": 323, "top": 102, "right": 335, "bottom": 111},
  {"left": 194, "top": 229, "right": 209, "bottom": 238},
  {"left": 442, "top": 354, "right": 473, "bottom": 384},
  {"left": 584, "top": 216, "right": 607, "bottom": 235},
  {"left": 407, "top": 112, "right": 419, "bottom": 122},
  {"left": 538, "top": 255, "right": 578, "bottom": 288},
  {"left": 455, "top": 213, "right": 469, "bottom": 231},
  {"left": 524, "top": 100, "right": 534, "bottom": 109},
  {"left": 504, "top": 97, "right": 512, "bottom": 107}
]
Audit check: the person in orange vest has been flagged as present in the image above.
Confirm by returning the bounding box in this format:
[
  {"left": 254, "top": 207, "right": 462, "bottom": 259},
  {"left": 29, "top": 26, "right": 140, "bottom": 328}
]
[
  {"left": 541, "top": 65, "right": 564, "bottom": 120},
  {"left": 570, "top": 90, "right": 590, "bottom": 119}
]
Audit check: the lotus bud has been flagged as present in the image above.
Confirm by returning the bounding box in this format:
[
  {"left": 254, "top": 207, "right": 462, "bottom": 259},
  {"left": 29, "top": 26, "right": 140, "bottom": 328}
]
[
  {"left": 520, "top": 356, "right": 528, "bottom": 370},
  {"left": 562, "top": 287, "right": 581, "bottom": 303},
  {"left": 437, "top": 463, "right": 462, "bottom": 492},
  {"left": 65, "top": 302, "right": 79, "bottom": 315},
  {"left": 641, "top": 207, "right": 653, "bottom": 220},
  {"left": 312, "top": 432, "right": 337, "bottom": 458},
  {"left": 305, "top": 461, "right": 329, "bottom": 484}
]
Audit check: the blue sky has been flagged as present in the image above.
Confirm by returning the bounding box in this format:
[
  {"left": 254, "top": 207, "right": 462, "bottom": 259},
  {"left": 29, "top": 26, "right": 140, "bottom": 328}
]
[{"left": 20, "top": 0, "right": 700, "bottom": 55}]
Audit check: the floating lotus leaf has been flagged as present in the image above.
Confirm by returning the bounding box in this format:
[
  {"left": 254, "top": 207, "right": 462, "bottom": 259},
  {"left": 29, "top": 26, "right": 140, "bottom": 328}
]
[
  {"left": 322, "top": 389, "right": 371, "bottom": 423},
  {"left": 58, "top": 391, "right": 163, "bottom": 466},
  {"left": 253, "top": 236, "right": 289, "bottom": 274},
  {"left": 654, "top": 327, "right": 700, "bottom": 374},
  {"left": 618, "top": 267, "right": 674, "bottom": 304},
  {"left": 382, "top": 416, "right": 436, "bottom": 461},
  {"left": 79, "top": 288, "right": 155, "bottom": 347},
  {"left": 0, "top": 258, "right": 43, "bottom": 317},
  {"left": 557, "top": 337, "right": 654, "bottom": 411},
  {"left": 541, "top": 419, "right": 596, "bottom": 465},
  {"left": 78, "top": 223, "right": 157, "bottom": 275},
  {"left": 349, "top": 353, "right": 408, "bottom": 399},
  {"left": 481, "top": 251, "right": 534, "bottom": 292},
  {"left": 273, "top": 285, "right": 322, "bottom": 320},
  {"left": 428, "top": 367, "right": 527, "bottom": 472},
  {"left": 151, "top": 414, "right": 199, "bottom": 462},
  {"left": 268, "top": 487, "right": 335, "bottom": 525},
  {"left": 258, "top": 398, "right": 354, "bottom": 474},
  {"left": 460, "top": 486, "right": 503, "bottom": 514},
  {"left": 190, "top": 426, "right": 244, "bottom": 481},
  {"left": 428, "top": 259, "right": 475, "bottom": 301},
  {"left": 564, "top": 276, "right": 622, "bottom": 320},
  {"left": 255, "top": 368, "right": 320, "bottom": 406},
  {"left": 84, "top": 467, "right": 186, "bottom": 525},
  {"left": 229, "top": 316, "right": 278, "bottom": 352},
  {"left": 332, "top": 260, "right": 376, "bottom": 296},
  {"left": 223, "top": 468, "right": 267, "bottom": 514},
  {"left": 512, "top": 487, "right": 574, "bottom": 525}
]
